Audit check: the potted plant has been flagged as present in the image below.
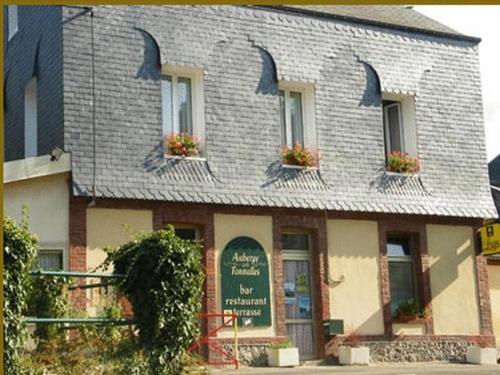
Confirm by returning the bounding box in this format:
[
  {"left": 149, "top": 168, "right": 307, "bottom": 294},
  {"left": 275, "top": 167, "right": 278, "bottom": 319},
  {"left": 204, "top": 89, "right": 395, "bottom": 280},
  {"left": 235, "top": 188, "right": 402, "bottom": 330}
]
[
  {"left": 466, "top": 337, "right": 497, "bottom": 365},
  {"left": 338, "top": 330, "right": 370, "bottom": 365},
  {"left": 395, "top": 299, "right": 430, "bottom": 323},
  {"left": 267, "top": 340, "right": 299, "bottom": 367},
  {"left": 386, "top": 151, "right": 421, "bottom": 175},
  {"left": 281, "top": 144, "right": 319, "bottom": 168},
  {"left": 164, "top": 132, "right": 200, "bottom": 157}
]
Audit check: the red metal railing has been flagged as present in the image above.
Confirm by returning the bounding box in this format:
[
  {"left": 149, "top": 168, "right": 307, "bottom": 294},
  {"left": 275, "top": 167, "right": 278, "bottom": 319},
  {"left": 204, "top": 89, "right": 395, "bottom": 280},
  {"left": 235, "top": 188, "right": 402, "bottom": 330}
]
[{"left": 188, "top": 312, "right": 239, "bottom": 369}]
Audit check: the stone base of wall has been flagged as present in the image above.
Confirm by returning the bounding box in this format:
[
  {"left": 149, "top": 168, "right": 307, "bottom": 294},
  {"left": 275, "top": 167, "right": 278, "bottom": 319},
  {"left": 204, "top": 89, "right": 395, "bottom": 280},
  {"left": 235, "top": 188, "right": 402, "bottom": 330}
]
[
  {"left": 223, "top": 344, "right": 269, "bottom": 366},
  {"left": 366, "top": 339, "right": 470, "bottom": 363}
]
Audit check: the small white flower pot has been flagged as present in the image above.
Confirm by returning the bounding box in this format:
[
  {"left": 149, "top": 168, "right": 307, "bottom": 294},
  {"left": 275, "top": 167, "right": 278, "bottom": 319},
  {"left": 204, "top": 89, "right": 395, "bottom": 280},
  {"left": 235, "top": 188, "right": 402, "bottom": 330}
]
[
  {"left": 466, "top": 345, "right": 497, "bottom": 365},
  {"left": 339, "top": 346, "right": 370, "bottom": 365},
  {"left": 267, "top": 347, "right": 300, "bottom": 367}
]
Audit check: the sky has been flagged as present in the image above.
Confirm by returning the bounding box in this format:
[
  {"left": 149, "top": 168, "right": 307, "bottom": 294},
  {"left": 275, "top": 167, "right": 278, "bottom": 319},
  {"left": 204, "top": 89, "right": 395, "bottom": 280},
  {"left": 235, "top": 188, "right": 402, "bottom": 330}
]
[{"left": 416, "top": 6, "right": 500, "bottom": 162}]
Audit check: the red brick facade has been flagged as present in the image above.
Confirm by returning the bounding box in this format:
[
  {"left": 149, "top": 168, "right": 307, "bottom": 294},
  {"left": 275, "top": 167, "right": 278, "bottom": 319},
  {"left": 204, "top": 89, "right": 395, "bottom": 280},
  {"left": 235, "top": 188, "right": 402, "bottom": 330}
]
[{"left": 68, "top": 196, "right": 495, "bottom": 360}]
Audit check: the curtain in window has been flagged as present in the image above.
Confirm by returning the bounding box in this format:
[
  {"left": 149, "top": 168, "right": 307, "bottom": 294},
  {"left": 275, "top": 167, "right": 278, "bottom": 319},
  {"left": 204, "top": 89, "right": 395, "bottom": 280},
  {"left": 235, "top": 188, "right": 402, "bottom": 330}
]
[{"left": 39, "top": 252, "right": 63, "bottom": 271}]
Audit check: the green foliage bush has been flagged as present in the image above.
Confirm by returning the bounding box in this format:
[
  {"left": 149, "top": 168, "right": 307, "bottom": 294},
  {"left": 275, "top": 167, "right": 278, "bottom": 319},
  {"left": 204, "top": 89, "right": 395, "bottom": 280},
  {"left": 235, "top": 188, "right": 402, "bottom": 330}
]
[
  {"left": 25, "top": 275, "right": 71, "bottom": 349},
  {"left": 104, "top": 225, "right": 205, "bottom": 375},
  {"left": 3, "top": 214, "right": 38, "bottom": 374}
]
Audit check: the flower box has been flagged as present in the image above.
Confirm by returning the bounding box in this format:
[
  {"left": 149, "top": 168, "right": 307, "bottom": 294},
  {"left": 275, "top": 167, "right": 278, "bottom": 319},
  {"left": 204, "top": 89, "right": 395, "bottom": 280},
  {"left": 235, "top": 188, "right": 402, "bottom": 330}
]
[
  {"left": 164, "top": 132, "right": 200, "bottom": 157},
  {"left": 386, "top": 151, "right": 421, "bottom": 175},
  {"left": 338, "top": 346, "right": 370, "bottom": 365},
  {"left": 281, "top": 145, "right": 319, "bottom": 168},
  {"left": 466, "top": 345, "right": 497, "bottom": 365},
  {"left": 267, "top": 347, "right": 299, "bottom": 367}
]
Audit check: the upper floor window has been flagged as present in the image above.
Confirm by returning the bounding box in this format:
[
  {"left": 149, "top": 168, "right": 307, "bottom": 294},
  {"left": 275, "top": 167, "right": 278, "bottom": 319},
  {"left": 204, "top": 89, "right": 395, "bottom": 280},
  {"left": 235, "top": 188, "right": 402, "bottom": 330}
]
[
  {"left": 24, "top": 77, "right": 38, "bottom": 158},
  {"left": 279, "top": 82, "right": 316, "bottom": 149},
  {"left": 382, "top": 93, "right": 417, "bottom": 157},
  {"left": 8, "top": 5, "right": 18, "bottom": 41},
  {"left": 387, "top": 236, "right": 417, "bottom": 317},
  {"left": 161, "top": 65, "right": 205, "bottom": 154},
  {"left": 383, "top": 101, "right": 403, "bottom": 154}
]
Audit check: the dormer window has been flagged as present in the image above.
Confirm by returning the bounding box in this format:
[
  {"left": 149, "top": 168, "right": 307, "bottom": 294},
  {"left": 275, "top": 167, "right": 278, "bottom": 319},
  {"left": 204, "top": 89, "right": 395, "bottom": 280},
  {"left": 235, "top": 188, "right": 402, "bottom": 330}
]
[
  {"left": 161, "top": 65, "right": 205, "bottom": 154},
  {"left": 278, "top": 82, "right": 316, "bottom": 149},
  {"left": 383, "top": 100, "right": 404, "bottom": 154}
]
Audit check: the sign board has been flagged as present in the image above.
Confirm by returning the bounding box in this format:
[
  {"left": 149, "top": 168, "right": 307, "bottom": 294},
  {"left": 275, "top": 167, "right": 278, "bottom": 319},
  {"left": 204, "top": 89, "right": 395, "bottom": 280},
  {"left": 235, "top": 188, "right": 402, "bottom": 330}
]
[
  {"left": 481, "top": 223, "right": 500, "bottom": 256},
  {"left": 221, "top": 236, "right": 271, "bottom": 327}
]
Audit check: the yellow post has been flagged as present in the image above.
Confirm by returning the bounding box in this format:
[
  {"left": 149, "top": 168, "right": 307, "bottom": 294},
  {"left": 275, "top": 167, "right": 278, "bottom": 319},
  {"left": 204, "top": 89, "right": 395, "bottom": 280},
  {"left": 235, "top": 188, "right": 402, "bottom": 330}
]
[{"left": 233, "top": 312, "right": 239, "bottom": 369}]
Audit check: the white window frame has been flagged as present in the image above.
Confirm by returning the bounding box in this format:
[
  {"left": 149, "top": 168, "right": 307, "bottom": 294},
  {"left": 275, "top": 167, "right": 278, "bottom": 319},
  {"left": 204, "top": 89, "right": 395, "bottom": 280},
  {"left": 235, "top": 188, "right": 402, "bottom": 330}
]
[
  {"left": 24, "top": 77, "right": 38, "bottom": 158},
  {"left": 278, "top": 81, "right": 316, "bottom": 149},
  {"left": 38, "top": 244, "right": 68, "bottom": 270},
  {"left": 8, "top": 5, "right": 18, "bottom": 41},
  {"left": 383, "top": 101, "right": 405, "bottom": 155},
  {"left": 161, "top": 64, "right": 205, "bottom": 153}
]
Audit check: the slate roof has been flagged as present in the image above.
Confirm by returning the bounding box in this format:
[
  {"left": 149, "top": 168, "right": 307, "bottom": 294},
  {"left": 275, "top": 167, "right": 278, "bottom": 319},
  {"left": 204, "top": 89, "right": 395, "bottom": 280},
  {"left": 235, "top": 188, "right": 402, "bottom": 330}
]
[
  {"left": 61, "top": 5, "right": 496, "bottom": 219},
  {"left": 489, "top": 154, "right": 500, "bottom": 186},
  {"left": 274, "top": 5, "right": 478, "bottom": 42}
]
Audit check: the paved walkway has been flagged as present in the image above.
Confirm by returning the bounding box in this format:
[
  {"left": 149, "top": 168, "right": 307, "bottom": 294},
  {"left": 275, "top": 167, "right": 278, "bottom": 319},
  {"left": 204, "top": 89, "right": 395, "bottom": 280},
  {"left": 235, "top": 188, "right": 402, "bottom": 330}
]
[{"left": 211, "top": 363, "right": 499, "bottom": 375}]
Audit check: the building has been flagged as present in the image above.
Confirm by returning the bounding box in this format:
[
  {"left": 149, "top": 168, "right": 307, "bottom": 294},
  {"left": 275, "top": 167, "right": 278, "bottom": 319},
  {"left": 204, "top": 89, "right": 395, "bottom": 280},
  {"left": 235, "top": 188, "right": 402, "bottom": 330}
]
[
  {"left": 3, "top": 5, "right": 498, "bottom": 364},
  {"left": 488, "top": 154, "right": 500, "bottom": 348}
]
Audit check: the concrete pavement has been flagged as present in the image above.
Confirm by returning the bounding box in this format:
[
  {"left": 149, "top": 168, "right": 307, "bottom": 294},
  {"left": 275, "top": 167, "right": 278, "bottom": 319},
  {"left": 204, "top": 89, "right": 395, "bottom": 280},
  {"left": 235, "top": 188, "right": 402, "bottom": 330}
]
[{"left": 211, "top": 362, "right": 499, "bottom": 375}]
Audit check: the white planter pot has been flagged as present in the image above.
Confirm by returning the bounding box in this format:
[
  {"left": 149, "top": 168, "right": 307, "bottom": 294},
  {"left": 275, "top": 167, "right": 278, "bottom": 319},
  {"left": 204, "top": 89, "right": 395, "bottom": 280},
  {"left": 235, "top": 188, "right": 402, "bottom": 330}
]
[
  {"left": 267, "top": 347, "right": 300, "bottom": 367},
  {"left": 466, "top": 345, "right": 497, "bottom": 365},
  {"left": 339, "top": 346, "right": 370, "bottom": 365}
]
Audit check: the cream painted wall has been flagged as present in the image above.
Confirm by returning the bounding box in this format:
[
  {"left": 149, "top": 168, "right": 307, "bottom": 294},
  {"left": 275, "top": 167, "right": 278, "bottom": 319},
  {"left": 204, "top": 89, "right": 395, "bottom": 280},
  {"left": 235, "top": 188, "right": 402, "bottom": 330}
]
[
  {"left": 327, "top": 220, "right": 385, "bottom": 335},
  {"left": 214, "top": 213, "right": 275, "bottom": 338},
  {"left": 487, "top": 264, "right": 500, "bottom": 346},
  {"left": 86, "top": 208, "right": 153, "bottom": 271},
  {"left": 427, "top": 225, "right": 480, "bottom": 335},
  {"left": 4, "top": 173, "right": 70, "bottom": 268}
]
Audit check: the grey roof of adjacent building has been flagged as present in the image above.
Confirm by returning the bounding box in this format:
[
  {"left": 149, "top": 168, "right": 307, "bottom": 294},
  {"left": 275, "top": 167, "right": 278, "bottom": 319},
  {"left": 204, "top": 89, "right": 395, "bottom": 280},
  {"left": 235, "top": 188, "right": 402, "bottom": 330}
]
[
  {"left": 266, "top": 5, "right": 480, "bottom": 43},
  {"left": 489, "top": 154, "right": 500, "bottom": 186},
  {"left": 52, "top": 5, "right": 496, "bottom": 219}
]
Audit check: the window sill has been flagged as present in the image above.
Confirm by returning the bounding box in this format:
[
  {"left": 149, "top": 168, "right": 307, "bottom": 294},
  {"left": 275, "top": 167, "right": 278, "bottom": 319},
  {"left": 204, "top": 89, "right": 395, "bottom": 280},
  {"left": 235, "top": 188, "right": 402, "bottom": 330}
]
[
  {"left": 384, "top": 170, "right": 420, "bottom": 177},
  {"left": 391, "top": 316, "right": 430, "bottom": 324},
  {"left": 164, "top": 154, "right": 206, "bottom": 162},
  {"left": 282, "top": 164, "right": 318, "bottom": 171}
]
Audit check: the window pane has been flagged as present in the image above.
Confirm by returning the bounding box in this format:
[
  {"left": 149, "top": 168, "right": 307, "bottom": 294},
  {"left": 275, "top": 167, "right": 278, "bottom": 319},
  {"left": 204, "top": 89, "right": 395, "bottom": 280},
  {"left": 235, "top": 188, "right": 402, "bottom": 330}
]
[
  {"left": 389, "top": 261, "right": 416, "bottom": 316},
  {"left": 387, "top": 237, "right": 411, "bottom": 257},
  {"left": 279, "top": 90, "right": 286, "bottom": 145},
  {"left": 161, "top": 76, "right": 173, "bottom": 136},
  {"left": 282, "top": 234, "right": 309, "bottom": 251},
  {"left": 175, "top": 228, "right": 197, "bottom": 241},
  {"left": 387, "top": 105, "right": 402, "bottom": 152},
  {"left": 39, "top": 251, "right": 63, "bottom": 271},
  {"left": 177, "top": 77, "right": 193, "bottom": 134},
  {"left": 289, "top": 91, "right": 304, "bottom": 146}
]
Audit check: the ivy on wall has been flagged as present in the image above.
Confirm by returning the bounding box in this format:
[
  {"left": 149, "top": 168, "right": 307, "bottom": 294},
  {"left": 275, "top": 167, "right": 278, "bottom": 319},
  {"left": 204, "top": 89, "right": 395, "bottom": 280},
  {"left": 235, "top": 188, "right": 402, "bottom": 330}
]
[
  {"left": 3, "top": 213, "right": 38, "bottom": 374},
  {"left": 104, "top": 225, "right": 205, "bottom": 375}
]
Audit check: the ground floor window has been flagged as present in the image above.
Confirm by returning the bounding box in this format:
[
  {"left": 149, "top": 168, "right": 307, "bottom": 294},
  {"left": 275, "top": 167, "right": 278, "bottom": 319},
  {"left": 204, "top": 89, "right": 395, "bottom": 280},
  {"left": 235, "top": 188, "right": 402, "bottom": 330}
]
[
  {"left": 38, "top": 249, "right": 63, "bottom": 271},
  {"left": 387, "top": 236, "right": 417, "bottom": 317}
]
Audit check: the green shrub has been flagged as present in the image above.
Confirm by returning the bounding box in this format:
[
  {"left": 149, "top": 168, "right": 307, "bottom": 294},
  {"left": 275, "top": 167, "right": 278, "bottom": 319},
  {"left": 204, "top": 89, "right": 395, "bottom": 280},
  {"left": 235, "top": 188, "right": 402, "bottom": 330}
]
[
  {"left": 104, "top": 225, "right": 205, "bottom": 375},
  {"left": 3, "top": 213, "right": 38, "bottom": 374},
  {"left": 25, "top": 275, "right": 71, "bottom": 349}
]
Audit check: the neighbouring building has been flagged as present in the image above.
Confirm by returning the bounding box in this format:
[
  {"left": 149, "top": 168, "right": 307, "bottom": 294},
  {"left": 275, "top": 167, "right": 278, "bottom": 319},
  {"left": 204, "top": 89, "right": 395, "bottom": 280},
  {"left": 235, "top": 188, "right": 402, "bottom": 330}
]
[
  {"left": 488, "top": 155, "right": 500, "bottom": 348},
  {"left": 3, "top": 5, "right": 498, "bottom": 365}
]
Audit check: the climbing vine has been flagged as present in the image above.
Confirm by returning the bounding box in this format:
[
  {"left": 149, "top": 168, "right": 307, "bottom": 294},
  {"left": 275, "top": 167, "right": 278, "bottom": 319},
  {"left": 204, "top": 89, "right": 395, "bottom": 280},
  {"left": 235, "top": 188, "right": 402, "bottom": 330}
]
[
  {"left": 3, "top": 213, "right": 38, "bottom": 374},
  {"left": 104, "top": 225, "right": 205, "bottom": 375}
]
